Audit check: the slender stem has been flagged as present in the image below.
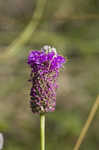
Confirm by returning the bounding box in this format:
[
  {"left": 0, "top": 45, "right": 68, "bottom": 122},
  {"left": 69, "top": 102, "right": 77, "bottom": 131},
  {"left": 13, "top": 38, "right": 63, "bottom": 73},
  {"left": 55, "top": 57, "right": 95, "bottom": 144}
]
[
  {"left": 73, "top": 95, "right": 99, "bottom": 150},
  {"left": 0, "top": 0, "right": 46, "bottom": 59},
  {"left": 40, "top": 113, "right": 45, "bottom": 150}
]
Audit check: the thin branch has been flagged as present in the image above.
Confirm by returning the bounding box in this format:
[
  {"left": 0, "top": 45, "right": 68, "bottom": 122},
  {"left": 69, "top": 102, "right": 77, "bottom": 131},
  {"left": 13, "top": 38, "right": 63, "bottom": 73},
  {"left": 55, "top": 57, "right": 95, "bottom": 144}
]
[
  {"left": 54, "top": 14, "right": 99, "bottom": 21},
  {"left": 1, "top": 0, "right": 46, "bottom": 59},
  {"left": 73, "top": 95, "right": 99, "bottom": 150}
]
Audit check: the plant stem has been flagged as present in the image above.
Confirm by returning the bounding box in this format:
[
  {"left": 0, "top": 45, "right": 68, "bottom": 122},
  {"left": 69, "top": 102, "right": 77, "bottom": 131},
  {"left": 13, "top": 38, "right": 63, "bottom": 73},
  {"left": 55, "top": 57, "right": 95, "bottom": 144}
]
[
  {"left": 73, "top": 95, "right": 99, "bottom": 150},
  {"left": 0, "top": 0, "right": 46, "bottom": 59},
  {"left": 40, "top": 113, "right": 45, "bottom": 150}
]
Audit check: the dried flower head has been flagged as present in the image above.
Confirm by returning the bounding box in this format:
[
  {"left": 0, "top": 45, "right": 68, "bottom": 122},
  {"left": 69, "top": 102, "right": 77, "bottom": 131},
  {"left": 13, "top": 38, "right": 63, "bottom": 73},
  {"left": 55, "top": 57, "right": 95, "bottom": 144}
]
[{"left": 27, "top": 45, "right": 66, "bottom": 114}]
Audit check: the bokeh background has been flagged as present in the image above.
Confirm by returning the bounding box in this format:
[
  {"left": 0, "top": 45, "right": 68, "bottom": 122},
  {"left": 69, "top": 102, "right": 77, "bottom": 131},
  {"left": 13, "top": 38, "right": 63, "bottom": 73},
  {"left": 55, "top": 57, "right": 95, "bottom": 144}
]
[{"left": 0, "top": 0, "right": 99, "bottom": 150}]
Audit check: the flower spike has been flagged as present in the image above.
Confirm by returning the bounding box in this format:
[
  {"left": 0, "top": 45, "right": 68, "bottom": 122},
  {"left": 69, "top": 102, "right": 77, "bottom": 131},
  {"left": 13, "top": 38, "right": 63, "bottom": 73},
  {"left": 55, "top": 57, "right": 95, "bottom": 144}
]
[{"left": 27, "top": 45, "right": 66, "bottom": 114}]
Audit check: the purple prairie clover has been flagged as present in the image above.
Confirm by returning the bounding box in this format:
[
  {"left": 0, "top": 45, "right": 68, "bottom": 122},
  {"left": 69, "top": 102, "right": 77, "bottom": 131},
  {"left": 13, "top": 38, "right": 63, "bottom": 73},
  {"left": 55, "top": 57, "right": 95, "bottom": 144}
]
[{"left": 27, "top": 46, "right": 66, "bottom": 114}]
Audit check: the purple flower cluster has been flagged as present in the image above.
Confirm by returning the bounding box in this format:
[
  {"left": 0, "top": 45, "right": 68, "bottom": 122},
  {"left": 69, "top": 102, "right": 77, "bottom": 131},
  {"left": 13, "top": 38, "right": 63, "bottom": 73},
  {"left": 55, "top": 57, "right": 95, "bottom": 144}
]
[{"left": 27, "top": 46, "right": 66, "bottom": 114}]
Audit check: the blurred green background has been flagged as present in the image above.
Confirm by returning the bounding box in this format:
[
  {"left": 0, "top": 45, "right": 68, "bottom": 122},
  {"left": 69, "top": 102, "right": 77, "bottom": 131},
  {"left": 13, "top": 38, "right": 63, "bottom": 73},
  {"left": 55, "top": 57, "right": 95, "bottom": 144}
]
[{"left": 0, "top": 0, "right": 99, "bottom": 150}]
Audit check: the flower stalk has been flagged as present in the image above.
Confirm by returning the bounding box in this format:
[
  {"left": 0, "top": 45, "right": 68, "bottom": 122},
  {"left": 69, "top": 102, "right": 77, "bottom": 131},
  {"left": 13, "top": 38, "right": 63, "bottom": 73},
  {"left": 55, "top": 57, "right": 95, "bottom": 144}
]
[{"left": 40, "top": 113, "right": 45, "bottom": 150}]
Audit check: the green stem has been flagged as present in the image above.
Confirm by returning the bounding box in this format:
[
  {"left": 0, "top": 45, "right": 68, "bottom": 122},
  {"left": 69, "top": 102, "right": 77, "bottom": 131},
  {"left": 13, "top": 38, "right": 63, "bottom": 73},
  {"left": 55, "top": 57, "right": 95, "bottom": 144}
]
[{"left": 40, "top": 113, "right": 45, "bottom": 150}]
